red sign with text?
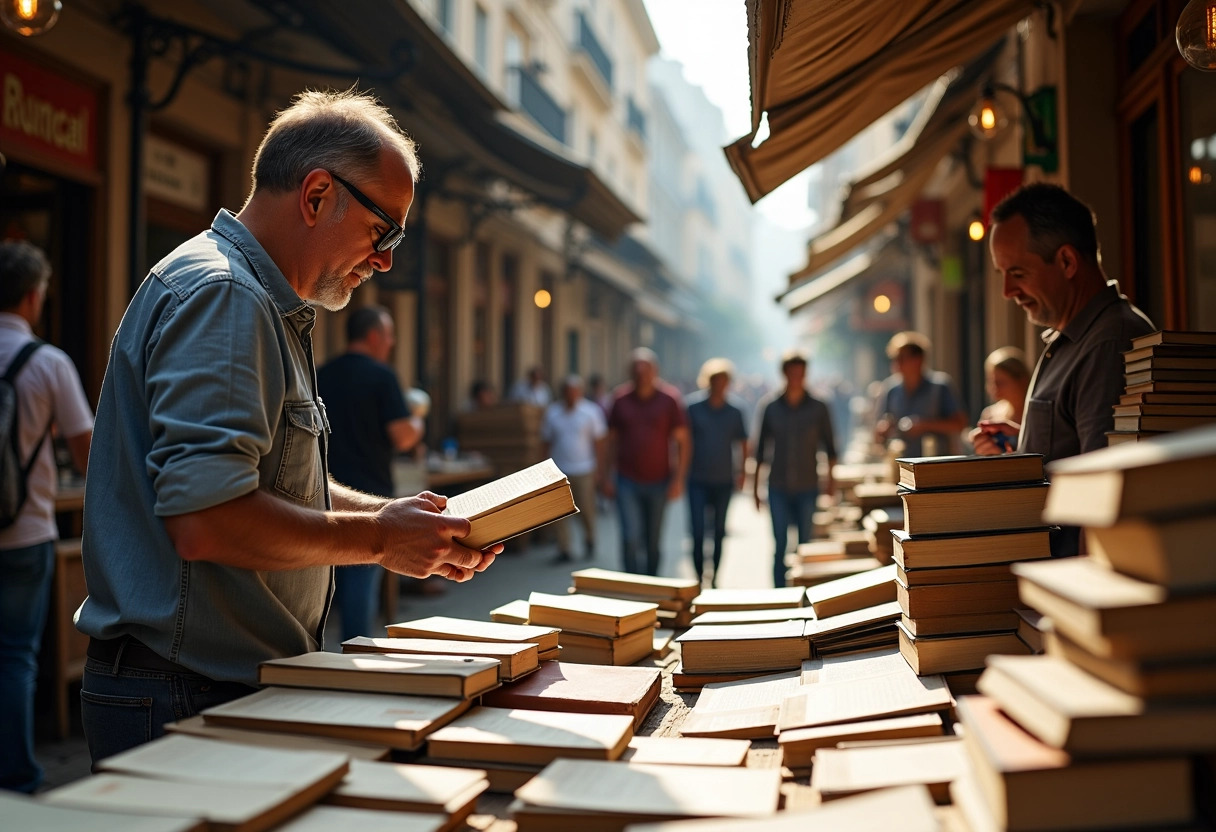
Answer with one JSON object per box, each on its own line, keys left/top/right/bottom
{"left": 0, "top": 49, "right": 99, "bottom": 173}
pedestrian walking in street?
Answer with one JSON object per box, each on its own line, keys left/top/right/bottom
{"left": 0, "top": 241, "right": 93, "bottom": 794}
{"left": 541, "top": 375, "right": 606, "bottom": 563}
{"left": 601, "top": 347, "right": 689, "bottom": 576}
{"left": 684, "top": 358, "right": 748, "bottom": 588}
{"left": 753, "top": 349, "right": 836, "bottom": 588}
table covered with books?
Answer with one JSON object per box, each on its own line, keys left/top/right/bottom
{"left": 12, "top": 429, "right": 1216, "bottom": 831}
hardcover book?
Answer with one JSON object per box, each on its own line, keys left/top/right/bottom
{"left": 257, "top": 652, "right": 500, "bottom": 699}
{"left": 441, "top": 458, "right": 576, "bottom": 549}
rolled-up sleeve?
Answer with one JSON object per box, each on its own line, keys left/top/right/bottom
{"left": 145, "top": 280, "right": 284, "bottom": 516}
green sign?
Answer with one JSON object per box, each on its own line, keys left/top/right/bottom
{"left": 941, "top": 255, "right": 963, "bottom": 290}
{"left": 1023, "top": 86, "right": 1058, "bottom": 173}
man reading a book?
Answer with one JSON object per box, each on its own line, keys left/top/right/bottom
{"left": 74, "top": 89, "right": 500, "bottom": 765}
{"left": 972, "top": 183, "right": 1153, "bottom": 555}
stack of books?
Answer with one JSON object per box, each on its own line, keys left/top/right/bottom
{"left": 569, "top": 567, "right": 699, "bottom": 630}
{"left": 851, "top": 481, "right": 903, "bottom": 512}
{"left": 454, "top": 403, "right": 545, "bottom": 475}
{"left": 777, "top": 648, "right": 953, "bottom": 777}
{"left": 955, "top": 426, "right": 1216, "bottom": 830}
{"left": 341, "top": 636, "right": 541, "bottom": 682}
{"left": 527, "top": 591, "right": 658, "bottom": 665}
{"left": 1108, "top": 330, "right": 1216, "bottom": 445}
{"left": 862, "top": 505, "right": 903, "bottom": 564}
{"left": 688, "top": 586, "right": 807, "bottom": 617}
{"left": 893, "top": 454, "right": 1053, "bottom": 676}
{"left": 421, "top": 706, "right": 635, "bottom": 793}
{"left": 481, "top": 661, "right": 661, "bottom": 731}
{"left": 41, "top": 734, "right": 353, "bottom": 832}
{"left": 256, "top": 651, "right": 502, "bottom": 699}
{"left": 42, "top": 729, "right": 491, "bottom": 832}
{"left": 387, "top": 615, "right": 562, "bottom": 663}
{"left": 201, "top": 687, "right": 475, "bottom": 753}
{"left": 674, "top": 619, "right": 813, "bottom": 688}
{"left": 488, "top": 598, "right": 532, "bottom": 624}
{"left": 787, "top": 554, "right": 884, "bottom": 587}
{"left": 679, "top": 669, "right": 801, "bottom": 739}
{"left": 508, "top": 758, "right": 782, "bottom": 829}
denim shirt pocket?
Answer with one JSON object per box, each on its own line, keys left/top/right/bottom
{"left": 276, "top": 400, "right": 325, "bottom": 503}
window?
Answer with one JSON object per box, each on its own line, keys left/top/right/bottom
{"left": 505, "top": 31, "right": 523, "bottom": 105}
{"left": 437, "top": 0, "right": 454, "bottom": 33}
{"left": 474, "top": 4, "right": 490, "bottom": 75}
{"left": 1180, "top": 68, "right": 1216, "bottom": 328}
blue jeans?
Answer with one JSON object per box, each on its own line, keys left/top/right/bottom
{"left": 687, "top": 482, "right": 732, "bottom": 584}
{"left": 80, "top": 653, "right": 255, "bottom": 766}
{"left": 333, "top": 563, "right": 383, "bottom": 641}
{"left": 616, "top": 475, "right": 669, "bottom": 576}
{"left": 0, "top": 541, "right": 54, "bottom": 793}
{"left": 768, "top": 487, "right": 818, "bottom": 588}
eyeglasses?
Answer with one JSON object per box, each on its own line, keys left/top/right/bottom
{"left": 329, "top": 172, "right": 406, "bottom": 252}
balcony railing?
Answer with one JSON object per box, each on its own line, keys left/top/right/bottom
{"left": 626, "top": 96, "right": 646, "bottom": 140}
{"left": 515, "top": 68, "right": 567, "bottom": 144}
{"left": 577, "top": 11, "right": 613, "bottom": 92}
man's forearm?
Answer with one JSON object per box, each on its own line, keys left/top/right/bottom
{"left": 165, "top": 489, "right": 385, "bottom": 571}
{"left": 330, "top": 479, "right": 391, "bottom": 512}
{"left": 164, "top": 488, "right": 493, "bottom": 580}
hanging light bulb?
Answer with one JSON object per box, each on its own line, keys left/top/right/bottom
{"left": 0, "top": 0, "right": 62, "bottom": 36}
{"left": 968, "top": 89, "right": 1008, "bottom": 141}
{"left": 1177, "top": 0, "right": 1216, "bottom": 71}
{"left": 968, "top": 219, "right": 986, "bottom": 241}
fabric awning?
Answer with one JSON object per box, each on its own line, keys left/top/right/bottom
{"left": 777, "top": 231, "right": 903, "bottom": 313}
{"left": 725, "top": 0, "right": 1037, "bottom": 203}
{"left": 273, "top": 0, "right": 640, "bottom": 238}
{"left": 786, "top": 44, "right": 1002, "bottom": 282}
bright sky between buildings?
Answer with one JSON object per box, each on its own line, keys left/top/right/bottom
{"left": 642, "top": 0, "right": 818, "bottom": 231}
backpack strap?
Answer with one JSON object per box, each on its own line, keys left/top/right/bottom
{"left": 5, "top": 340, "right": 50, "bottom": 478}
{"left": 4, "top": 340, "right": 44, "bottom": 382}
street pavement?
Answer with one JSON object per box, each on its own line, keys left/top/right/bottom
{"left": 35, "top": 491, "right": 780, "bottom": 791}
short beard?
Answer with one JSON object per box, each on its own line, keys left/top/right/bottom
{"left": 311, "top": 268, "right": 356, "bottom": 312}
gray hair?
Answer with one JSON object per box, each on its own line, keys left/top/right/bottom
{"left": 250, "top": 88, "right": 420, "bottom": 200}
{"left": 0, "top": 240, "right": 51, "bottom": 311}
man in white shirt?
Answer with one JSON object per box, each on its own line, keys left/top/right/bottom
{"left": 0, "top": 241, "right": 93, "bottom": 793}
{"left": 541, "top": 375, "right": 606, "bottom": 562}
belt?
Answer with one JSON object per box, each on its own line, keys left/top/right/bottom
{"left": 87, "top": 636, "right": 197, "bottom": 675}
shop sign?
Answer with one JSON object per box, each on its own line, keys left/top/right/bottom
{"left": 0, "top": 49, "right": 98, "bottom": 173}
{"left": 144, "top": 134, "right": 209, "bottom": 212}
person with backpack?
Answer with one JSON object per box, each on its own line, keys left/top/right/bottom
{"left": 0, "top": 241, "right": 93, "bottom": 794}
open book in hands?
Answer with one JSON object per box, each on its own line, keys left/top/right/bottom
{"left": 442, "top": 458, "right": 578, "bottom": 550}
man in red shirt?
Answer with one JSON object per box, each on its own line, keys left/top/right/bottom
{"left": 601, "top": 348, "right": 690, "bottom": 576}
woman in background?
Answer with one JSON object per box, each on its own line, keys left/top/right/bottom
{"left": 980, "top": 347, "right": 1031, "bottom": 426}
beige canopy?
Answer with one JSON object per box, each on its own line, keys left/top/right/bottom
{"left": 726, "top": 0, "right": 1038, "bottom": 203}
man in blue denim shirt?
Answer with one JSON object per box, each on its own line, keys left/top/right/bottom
{"left": 74, "top": 90, "right": 499, "bottom": 764}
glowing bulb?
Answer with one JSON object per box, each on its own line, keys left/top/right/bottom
{"left": 968, "top": 220, "right": 986, "bottom": 241}
{"left": 873, "top": 294, "right": 891, "bottom": 314}
{"left": 1177, "top": 0, "right": 1216, "bottom": 71}
{"left": 533, "top": 289, "right": 552, "bottom": 309}
{"left": 0, "top": 0, "right": 61, "bottom": 36}
{"left": 1190, "top": 166, "right": 1205, "bottom": 184}
{"left": 968, "top": 95, "right": 1007, "bottom": 140}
